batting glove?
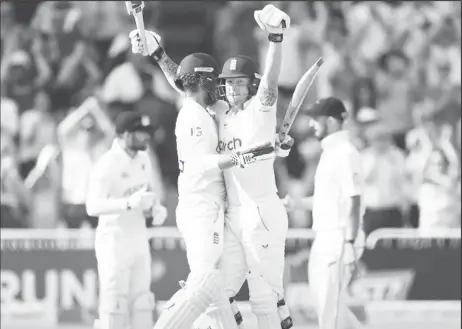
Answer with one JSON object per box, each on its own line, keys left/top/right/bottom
{"left": 232, "top": 150, "right": 275, "bottom": 168}
{"left": 129, "top": 29, "right": 162, "bottom": 56}
{"left": 275, "top": 134, "right": 294, "bottom": 158}
{"left": 254, "top": 4, "right": 291, "bottom": 35}
{"left": 127, "top": 186, "right": 156, "bottom": 211}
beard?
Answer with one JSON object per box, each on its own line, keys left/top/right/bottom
{"left": 205, "top": 91, "right": 218, "bottom": 106}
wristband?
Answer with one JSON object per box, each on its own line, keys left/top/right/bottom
{"left": 151, "top": 46, "right": 165, "bottom": 62}
{"left": 344, "top": 239, "right": 355, "bottom": 244}
{"left": 268, "top": 33, "right": 283, "bottom": 43}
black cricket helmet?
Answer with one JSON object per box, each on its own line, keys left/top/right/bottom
{"left": 174, "top": 53, "right": 219, "bottom": 91}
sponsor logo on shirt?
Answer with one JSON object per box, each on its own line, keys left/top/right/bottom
{"left": 216, "top": 138, "right": 242, "bottom": 153}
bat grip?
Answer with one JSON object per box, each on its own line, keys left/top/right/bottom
{"left": 133, "top": 14, "right": 148, "bottom": 55}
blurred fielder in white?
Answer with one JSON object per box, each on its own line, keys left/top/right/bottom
{"left": 284, "top": 97, "right": 365, "bottom": 329}
{"left": 128, "top": 4, "right": 293, "bottom": 329}
{"left": 86, "top": 111, "right": 167, "bottom": 329}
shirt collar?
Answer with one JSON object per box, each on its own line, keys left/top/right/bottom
{"left": 321, "top": 130, "right": 350, "bottom": 151}
{"left": 183, "top": 98, "right": 215, "bottom": 117}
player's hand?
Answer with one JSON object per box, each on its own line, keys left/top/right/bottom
{"left": 127, "top": 186, "right": 156, "bottom": 211}
{"left": 236, "top": 151, "right": 275, "bottom": 168}
{"left": 343, "top": 241, "right": 360, "bottom": 278}
{"left": 151, "top": 204, "right": 168, "bottom": 226}
{"left": 275, "top": 134, "right": 294, "bottom": 158}
{"left": 281, "top": 194, "right": 295, "bottom": 211}
{"left": 254, "top": 4, "right": 291, "bottom": 34}
{"left": 129, "top": 29, "right": 162, "bottom": 56}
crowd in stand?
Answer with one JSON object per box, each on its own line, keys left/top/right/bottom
{"left": 1, "top": 1, "right": 460, "bottom": 232}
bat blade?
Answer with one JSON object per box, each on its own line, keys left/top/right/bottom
{"left": 278, "top": 57, "right": 323, "bottom": 142}
{"left": 238, "top": 141, "right": 274, "bottom": 156}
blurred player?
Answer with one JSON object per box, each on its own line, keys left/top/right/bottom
{"left": 130, "top": 28, "right": 276, "bottom": 327}
{"left": 284, "top": 97, "right": 365, "bottom": 329}
{"left": 86, "top": 111, "right": 168, "bottom": 329}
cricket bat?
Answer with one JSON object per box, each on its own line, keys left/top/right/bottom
{"left": 238, "top": 141, "right": 274, "bottom": 157}
{"left": 278, "top": 58, "right": 324, "bottom": 146}
{"left": 125, "top": 1, "right": 148, "bottom": 54}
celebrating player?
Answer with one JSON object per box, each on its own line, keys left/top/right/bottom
{"left": 206, "top": 5, "right": 294, "bottom": 329}
{"left": 130, "top": 29, "right": 276, "bottom": 329}
{"left": 284, "top": 97, "right": 365, "bottom": 329}
{"left": 86, "top": 112, "right": 168, "bottom": 329}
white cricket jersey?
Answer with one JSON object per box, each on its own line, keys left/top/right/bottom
{"left": 312, "top": 131, "right": 364, "bottom": 231}
{"left": 213, "top": 97, "right": 277, "bottom": 207}
{"left": 87, "top": 141, "right": 153, "bottom": 237}
{"left": 175, "top": 99, "right": 226, "bottom": 204}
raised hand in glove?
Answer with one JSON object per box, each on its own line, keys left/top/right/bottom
{"left": 275, "top": 134, "right": 294, "bottom": 158}
{"left": 129, "top": 29, "right": 162, "bottom": 57}
{"left": 254, "top": 4, "right": 291, "bottom": 35}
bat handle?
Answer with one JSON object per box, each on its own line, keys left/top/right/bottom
{"left": 133, "top": 14, "right": 148, "bottom": 55}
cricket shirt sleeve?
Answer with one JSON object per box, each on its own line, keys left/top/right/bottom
{"left": 341, "top": 145, "right": 363, "bottom": 198}
{"left": 86, "top": 154, "right": 127, "bottom": 216}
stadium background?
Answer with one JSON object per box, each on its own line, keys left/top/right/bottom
{"left": 1, "top": 1, "right": 460, "bottom": 328}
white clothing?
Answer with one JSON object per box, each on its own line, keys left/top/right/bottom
{"left": 86, "top": 140, "right": 155, "bottom": 328}
{"left": 214, "top": 97, "right": 277, "bottom": 207}
{"left": 310, "top": 130, "right": 364, "bottom": 329}
{"left": 175, "top": 98, "right": 226, "bottom": 205}
{"left": 312, "top": 131, "right": 363, "bottom": 232}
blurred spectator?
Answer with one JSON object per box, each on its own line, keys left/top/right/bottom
{"left": 418, "top": 125, "right": 461, "bottom": 231}
{"left": 1, "top": 97, "right": 20, "bottom": 143}
{"left": 1, "top": 50, "right": 50, "bottom": 113}
{"left": 361, "top": 124, "right": 410, "bottom": 235}
{"left": 57, "top": 97, "right": 114, "bottom": 228}
{"left": 101, "top": 35, "right": 144, "bottom": 105}
{"left": 1, "top": 138, "right": 31, "bottom": 228}
{"left": 376, "top": 49, "right": 415, "bottom": 149}
{"left": 73, "top": 1, "right": 134, "bottom": 62}
{"left": 31, "top": 1, "right": 102, "bottom": 111}
{"left": 18, "top": 92, "right": 57, "bottom": 179}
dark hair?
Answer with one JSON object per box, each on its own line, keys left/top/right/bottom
{"left": 178, "top": 72, "right": 200, "bottom": 93}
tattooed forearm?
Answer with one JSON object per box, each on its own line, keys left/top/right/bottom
{"left": 260, "top": 86, "right": 278, "bottom": 107}
{"left": 157, "top": 54, "right": 179, "bottom": 84}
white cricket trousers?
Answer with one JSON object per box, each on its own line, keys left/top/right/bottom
{"left": 95, "top": 230, "right": 152, "bottom": 326}
{"left": 308, "top": 229, "right": 349, "bottom": 329}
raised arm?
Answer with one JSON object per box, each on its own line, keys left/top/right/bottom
{"left": 254, "top": 4, "right": 291, "bottom": 107}
{"left": 128, "top": 29, "right": 184, "bottom": 96}
{"left": 256, "top": 41, "right": 282, "bottom": 107}
{"left": 156, "top": 53, "right": 183, "bottom": 95}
